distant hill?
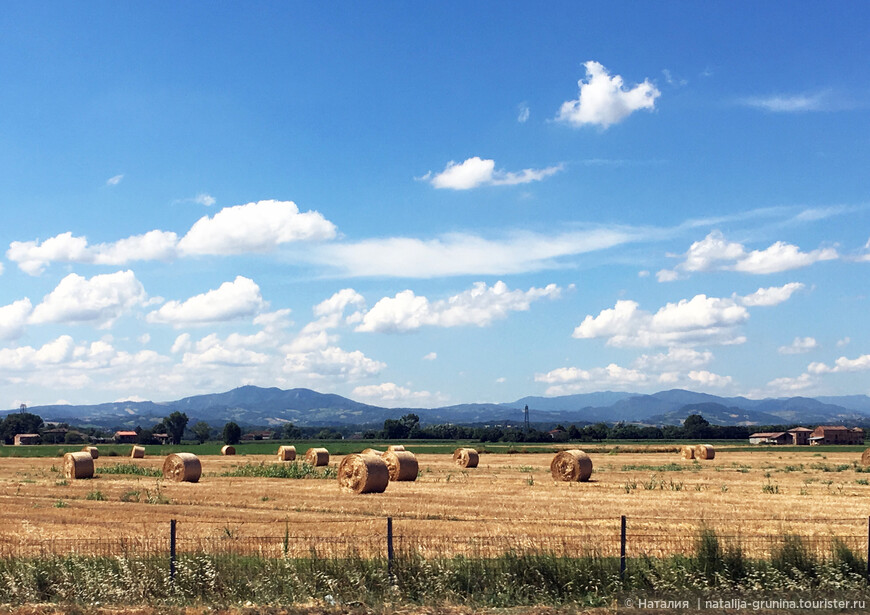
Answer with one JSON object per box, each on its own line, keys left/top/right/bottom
{"left": 6, "top": 386, "right": 870, "bottom": 430}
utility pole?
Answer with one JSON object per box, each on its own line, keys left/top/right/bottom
{"left": 523, "top": 404, "right": 530, "bottom": 434}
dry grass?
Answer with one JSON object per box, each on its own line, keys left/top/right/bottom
{"left": 2, "top": 447, "right": 868, "bottom": 557}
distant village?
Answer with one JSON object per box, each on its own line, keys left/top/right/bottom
{"left": 748, "top": 425, "right": 864, "bottom": 445}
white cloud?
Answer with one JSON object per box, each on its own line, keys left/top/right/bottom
{"left": 808, "top": 354, "right": 870, "bottom": 374}
{"left": 687, "top": 370, "right": 732, "bottom": 388}
{"left": 573, "top": 294, "right": 750, "bottom": 348}
{"left": 313, "top": 228, "right": 634, "bottom": 278}
{"left": 0, "top": 299, "right": 33, "bottom": 340}
{"left": 178, "top": 199, "right": 336, "bottom": 255}
{"left": 30, "top": 270, "right": 146, "bottom": 328}
{"left": 740, "top": 92, "right": 829, "bottom": 112}
{"left": 837, "top": 337, "right": 851, "bottom": 348}
{"left": 7, "top": 232, "right": 91, "bottom": 275}
{"left": 556, "top": 61, "right": 660, "bottom": 128}
{"left": 356, "top": 281, "right": 560, "bottom": 333}
{"left": 634, "top": 347, "right": 714, "bottom": 370}
{"left": 739, "top": 282, "right": 805, "bottom": 307}
{"left": 428, "top": 157, "right": 563, "bottom": 190}
{"left": 171, "top": 333, "right": 191, "bottom": 354}
{"left": 194, "top": 193, "right": 216, "bottom": 206}
{"left": 283, "top": 346, "right": 385, "bottom": 381}
{"left": 517, "top": 103, "right": 530, "bottom": 123}
{"left": 92, "top": 231, "right": 179, "bottom": 265}
{"left": 535, "top": 363, "right": 648, "bottom": 395}
{"left": 146, "top": 276, "right": 265, "bottom": 327}
{"left": 658, "top": 231, "right": 837, "bottom": 281}
{"left": 778, "top": 337, "right": 818, "bottom": 355}
{"left": 422, "top": 352, "right": 437, "bottom": 361}
{"left": 767, "top": 373, "right": 815, "bottom": 393}
{"left": 351, "top": 382, "right": 434, "bottom": 406}
{"left": 106, "top": 174, "right": 124, "bottom": 186}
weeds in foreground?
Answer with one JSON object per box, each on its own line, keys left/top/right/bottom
{"left": 220, "top": 461, "right": 336, "bottom": 479}
{"left": 99, "top": 463, "right": 162, "bottom": 477}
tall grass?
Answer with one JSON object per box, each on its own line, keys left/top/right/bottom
{"left": 220, "top": 461, "right": 336, "bottom": 479}
{"left": 0, "top": 530, "right": 866, "bottom": 607}
{"left": 99, "top": 463, "right": 162, "bottom": 477}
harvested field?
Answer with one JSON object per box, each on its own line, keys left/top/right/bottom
{"left": 1, "top": 447, "right": 869, "bottom": 558}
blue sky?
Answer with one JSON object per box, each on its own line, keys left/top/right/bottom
{"left": 1, "top": 2, "right": 869, "bottom": 408}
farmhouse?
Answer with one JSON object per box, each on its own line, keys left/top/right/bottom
{"left": 749, "top": 427, "right": 813, "bottom": 445}
{"left": 113, "top": 430, "right": 138, "bottom": 444}
{"left": 808, "top": 425, "right": 864, "bottom": 445}
{"left": 13, "top": 433, "right": 40, "bottom": 445}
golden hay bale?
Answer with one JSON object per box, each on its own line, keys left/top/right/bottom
{"left": 680, "top": 445, "right": 695, "bottom": 460}
{"left": 130, "top": 445, "right": 145, "bottom": 459}
{"left": 64, "top": 451, "right": 94, "bottom": 479}
{"left": 550, "top": 450, "right": 593, "bottom": 482}
{"left": 338, "top": 454, "right": 389, "bottom": 494}
{"left": 221, "top": 445, "right": 236, "bottom": 456}
{"left": 383, "top": 450, "right": 418, "bottom": 481}
{"left": 305, "top": 447, "right": 329, "bottom": 466}
{"left": 862, "top": 448, "right": 870, "bottom": 467}
{"left": 277, "top": 445, "right": 296, "bottom": 461}
{"left": 694, "top": 444, "right": 716, "bottom": 460}
{"left": 83, "top": 446, "right": 99, "bottom": 459}
{"left": 386, "top": 444, "right": 405, "bottom": 452}
{"left": 453, "top": 447, "right": 479, "bottom": 468}
{"left": 361, "top": 448, "right": 384, "bottom": 456}
{"left": 162, "top": 453, "right": 202, "bottom": 483}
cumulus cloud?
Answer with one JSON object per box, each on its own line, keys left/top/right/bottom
{"left": 778, "top": 337, "right": 818, "bottom": 355}
{"left": 739, "top": 283, "right": 805, "bottom": 307}
{"left": 687, "top": 370, "right": 732, "bottom": 388}
{"left": 428, "top": 157, "right": 563, "bottom": 190}
{"left": 146, "top": 276, "right": 266, "bottom": 327}
{"left": 0, "top": 299, "right": 33, "bottom": 340}
{"left": 633, "top": 347, "right": 714, "bottom": 370}
{"left": 30, "top": 271, "right": 147, "bottom": 328}
{"left": 573, "top": 294, "right": 750, "bottom": 348}
{"left": 283, "top": 346, "right": 385, "bottom": 381}
{"left": 356, "top": 281, "right": 561, "bottom": 333}
{"left": 8, "top": 200, "right": 336, "bottom": 275}
{"left": 351, "top": 382, "right": 434, "bottom": 406}
{"left": 535, "top": 363, "right": 648, "bottom": 395}
{"left": 179, "top": 333, "right": 271, "bottom": 368}
{"left": 178, "top": 199, "right": 336, "bottom": 255}
{"left": 657, "top": 231, "right": 837, "bottom": 281}
{"left": 808, "top": 354, "right": 870, "bottom": 374}
{"left": 767, "top": 373, "right": 815, "bottom": 393}
{"left": 313, "top": 228, "right": 634, "bottom": 278}
{"left": 556, "top": 61, "right": 660, "bottom": 128}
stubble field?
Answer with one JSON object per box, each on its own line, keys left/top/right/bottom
{"left": 1, "top": 445, "right": 868, "bottom": 558}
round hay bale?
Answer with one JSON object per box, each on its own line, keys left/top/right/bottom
{"left": 862, "top": 448, "right": 870, "bottom": 467}
{"left": 130, "top": 445, "right": 145, "bottom": 459}
{"left": 550, "top": 450, "right": 593, "bottom": 482}
{"left": 277, "top": 445, "right": 296, "bottom": 461}
{"left": 383, "top": 450, "right": 418, "bottom": 481}
{"left": 386, "top": 444, "right": 405, "bottom": 452}
{"left": 361, "top": 448, "right": 384, "bottom": 456}
{"left": 64, "top": 451, "right": 95, "bottom": 479}
{"left": 680, "top": 445, "right": 695, "bottom": 460}
{"left": 694, "top": 444, "right": 715, "bottom": 460}
{"left": 452, "top": 447, "right": 479, "bottom": 468}
{"left": 338, "top": 454, "right": 389, "bottom": 494}
{"left": 83, "top": 446, "right": 99, "bottom": 459}
{"left": 162, "top": 453, "right": 202, "bottom": 483}
{"left": 305, "top": 447, "right": 329, "bottom": 466}
{"left": 221, "top": 445, "right": 236, "bottom": 456}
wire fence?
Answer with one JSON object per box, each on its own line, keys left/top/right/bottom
{"left": 1, "top": 516, "right": 868, "bottom": 567}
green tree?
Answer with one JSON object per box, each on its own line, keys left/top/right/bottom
{"left": 64, "top": 431, "right": 86, "bottom": 444}
{"left": 0, "top": 412, "right": 44, "bottom": 444}
{"left": 281, "top": 422, "right": 302, "bottom": 440}
{"left": 683, "top": 414, "right": 711, "bottom": 439}
{"left": 222, "top": 422, "right": 242, "bottom": 445}
{"left": 192, "top": 421, "right": 212, "bottom": 444}
{"left": 163, "top": 412, "right": 189, "bottom": 445}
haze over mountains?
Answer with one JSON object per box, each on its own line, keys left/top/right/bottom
{"left": 6, "top": 386, "right": 870, "bottom": 430}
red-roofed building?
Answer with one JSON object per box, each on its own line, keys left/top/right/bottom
{"left": 114, "top": 430, "right": 138, "bottom": 444}
{"left": 809, "top": 426, "right": 864, "bottom": 445}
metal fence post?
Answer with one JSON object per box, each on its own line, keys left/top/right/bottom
{"left": 170, "top": 519, "right": 177, "bottom": 582}
{"left": 387, "top": 516, "right": 394, "bottom": 579}
{"left": 620, "top": 515, "right": 627, "bottom": 582}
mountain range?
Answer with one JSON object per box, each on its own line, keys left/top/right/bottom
{"left": 6, "top": 386, "right": 870, "bottom": 430}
